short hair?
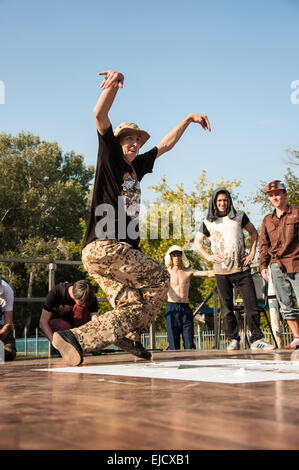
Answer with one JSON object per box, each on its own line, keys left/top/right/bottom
{"left": 72, "top": 280, "right": 95, "bottom": 306}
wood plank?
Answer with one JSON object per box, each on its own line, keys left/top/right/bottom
{"left": 0, "top": 350, "right": 298, "bottom": 450}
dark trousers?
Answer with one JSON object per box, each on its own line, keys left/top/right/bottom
{"left": 165, "top": 302, "right": 195, "bottom": 350}
{"left": 2, "top": 331, "right": 16, "bottom": 361}
{"left": 215, "top": 270, "right": 263, "bottom": 343}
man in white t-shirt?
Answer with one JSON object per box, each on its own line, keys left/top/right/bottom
{"left": 194, "top": 187, "right": 275, "bottom": 351}
{"left": 0, "top": 276, "right": 16, "bottom": 361}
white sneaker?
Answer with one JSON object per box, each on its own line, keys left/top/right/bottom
{"left": 227, "top": 339, "right": 240, "bottom": 350}
{"left": 251, "top": 339, "right": 275, "bottom": 350}
{"left": 285, "top": 338, "right": 299, "bottom": 350}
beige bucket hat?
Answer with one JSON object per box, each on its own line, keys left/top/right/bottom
{"left": 114, "top": 122, "right": 150, "bottom": 147}
{"left": 164, "top": 245, "right": 190, "bottom": 268}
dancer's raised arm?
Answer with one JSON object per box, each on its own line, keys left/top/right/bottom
{"left": 156, "top": 113, "right": 211, "bottom": 158}
{"left": 93, "top": 70, "right": 124, "bottom": 135}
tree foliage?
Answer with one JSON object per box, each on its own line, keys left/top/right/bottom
{"left": 252, "top": 151, "right": 299, "bottom": 214}
{"left": 0, "top": 132, "right": 95, "bottom": 334}
{"left": 0, "top": 131, "right": 94, "bottom": 251}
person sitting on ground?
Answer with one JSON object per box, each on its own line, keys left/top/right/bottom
{"left": 40, "top": 280, "right": 99, "bottom": 349}
{"left": 164, "top": 245, "right": 214, "bottom": 350}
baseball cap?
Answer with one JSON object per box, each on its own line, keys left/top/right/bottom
{"left": 265, "top": 180, "right": 286, "bottom": 193}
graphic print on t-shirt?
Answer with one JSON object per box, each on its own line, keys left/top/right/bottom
{"left": 121, "top": 171, "right": 141, "bottom": 219}
{"left": 203, "top": 212, "right": 248, "bottom": 274}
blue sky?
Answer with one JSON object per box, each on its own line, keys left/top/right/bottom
{"left": 1, "top": 0, "right": 298, "bottom": 227}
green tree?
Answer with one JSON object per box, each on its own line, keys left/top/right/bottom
{"left": 0, "top": 132, "right": 95, "bottom": 334}
{"left": 0, "top": 131, "right": 94, "bottom": 251}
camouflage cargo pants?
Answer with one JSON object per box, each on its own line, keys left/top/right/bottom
{"left": 71, "top": 240, "right": 170, "bottom": 352}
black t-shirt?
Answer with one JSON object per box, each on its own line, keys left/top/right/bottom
{"left": 82, "top": 126, "right": 157, "bottom": 250}
{"left": 43, "top": 282, "right": 98, "bottom": 323}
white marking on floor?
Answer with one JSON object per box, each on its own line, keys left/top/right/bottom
{"left": 34, "top": 359, "right": 299, "bottom": 384}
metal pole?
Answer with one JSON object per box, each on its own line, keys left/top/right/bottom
{"left": 268, "top": 268, "right": 282, "bottom": 348}
{"left": 48, "top": 263, "right": 56, "bottom": 291}
{"left": 149, "top": 321, "right": 156, "bottom": 350}
{"left": 213, "top": 288, "right": 219, "bottom": 349}
{"left": 197, "top": 324, "right": 201, "bottom": 350}
{"left": 24, "top": 326, "right": 27, "bottom": 356}
{"left": 35, "top": 328, "right": 38, "bottom": 356}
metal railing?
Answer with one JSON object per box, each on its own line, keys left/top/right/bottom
{"left": 0, "top": 256, "right": 156, "bottom": 347}
{"left": 1, "top": 258, "right": 286, "bottom": 354}
{"left": 15, "top": 328, "right": 293, "bottom": 357}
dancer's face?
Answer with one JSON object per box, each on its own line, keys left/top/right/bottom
{"left": 120, "top": 133, "right": 142, "bottom": 163}
{"left": 216, "top": 193, "right": 229, "bottom": 216}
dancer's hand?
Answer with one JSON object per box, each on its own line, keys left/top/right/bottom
{"left": 99, "top": 70, "right": 124, "bottom": 89}
{"left": 189, "top": 113, "right": 211, "bottom": 131}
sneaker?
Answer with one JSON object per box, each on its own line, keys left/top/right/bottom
{"left": 52, "top": 330, "right": 83, "bottom": 366}
{"left": 285, "top": 338, "right": 299, "bottom": 350}
{"left": 115, "top": 337, "right": 152, "bottom": 360}
{"left": 227, "top": 339, "right": 240, "bottom": 350}
{"left": 251, "top": 339, "right": 275, "bottom": 350}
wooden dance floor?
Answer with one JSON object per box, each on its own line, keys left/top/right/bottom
{"left": 1, "top": 349, "right": 299, "bottom": 450}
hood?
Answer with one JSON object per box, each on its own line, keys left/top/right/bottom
{"left": 206, "top": 187, "right": 237, "bottom": 222}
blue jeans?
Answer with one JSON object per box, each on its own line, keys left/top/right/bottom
{"left": 270, "top": 263, "right": 299, "bottom": 320}
{"left": 165, "top": 302, "right": 195, "bottom": 350}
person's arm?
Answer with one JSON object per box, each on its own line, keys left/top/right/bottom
{"left": 242, "top": 221, "right": 258, "bottom": 266}
{"left": 194, "top": 231, "right": 224, "bottom": 264}
{"left": 93, "top": 70, "right": 124, "bottom": 135}
{"left": 156, "top": 113, "right": 211, "bottom": 158}
{"left": 0, "top": 310, "right": 13, "bottom": 339}
{"left": 191, "top": 269, "right": 215, "bottom": 278}
{"left": 259, "top": 218, "right": 271, "bottom": 282}
{"left": 39, "top": 309, "right": 55, "bottom": 342}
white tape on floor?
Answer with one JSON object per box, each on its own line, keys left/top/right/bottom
{"left": 35, "top": 359, "right": 299, "bottom": 384}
